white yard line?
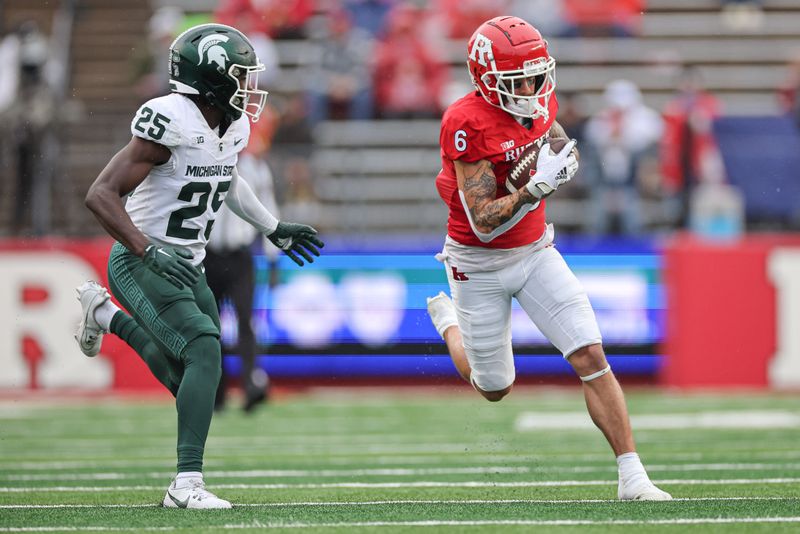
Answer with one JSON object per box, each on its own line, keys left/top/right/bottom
{"left": 3, "top": 517, "right": 800, "bottom": 532}
{"left": 0, "top": 497, "right": 795, "bottom": 509}
{"left": 7, "top": 462, "right": 800, "bottom": 482}
{"left": 5, "top": 450, "right": 800, "bottom": 471}
{"left": 516, "top": 410, "right": 800, "bottom": 430}
{"left": 3, "top": 466, "right": 530, "bottom": 482}
{"left": 1, "top": 477, "right": 799, "bottom": 492}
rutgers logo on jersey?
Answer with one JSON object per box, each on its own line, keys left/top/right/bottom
{"left": 197, "top": 34, "right": 230, "bottom": 68}
{"left": 469, "top": 32, "right": 494, "bottom": 68}
{"left": 504, "top": 139, "right": 540, "bottom": 162}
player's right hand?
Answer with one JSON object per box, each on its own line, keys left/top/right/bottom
{"left": 525, "top": 139, "right": 577, "bottom": 199}
{"left": 142, "top": 244, "right": 199, "bottom": 289}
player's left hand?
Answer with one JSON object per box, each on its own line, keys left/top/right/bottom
{"left": 559, "top": 145, "right": 580, "bottom": 183}
{"left": 268, "top": 222, "right": 325, "bottom": 266}
{"left": 142, "top": 244, "right": 199, "bottom": 288}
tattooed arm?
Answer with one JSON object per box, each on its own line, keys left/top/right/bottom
{"left": 455, "top": 158, "right": 538, "bottom": 234}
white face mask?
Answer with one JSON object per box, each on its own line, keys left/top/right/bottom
{"left": 482, "top": 56, "right": 556, "bottom": 119}
{"left": 228, "top": 62, "right": 268, "bottom": 122}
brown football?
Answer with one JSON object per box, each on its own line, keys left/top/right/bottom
{"left": 505, "top": 137, "right": 575, "bottom": 194}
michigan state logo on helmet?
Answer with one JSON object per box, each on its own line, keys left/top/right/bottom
{"left": 169, "top": 23, "right": 268, "bottom": 122}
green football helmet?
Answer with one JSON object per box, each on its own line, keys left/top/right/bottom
{"left": 169, "top": 23, "right": 268, "bottom": 122}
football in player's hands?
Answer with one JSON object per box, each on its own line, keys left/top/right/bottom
{"left": 505, "top": 137, "right": 578, "bottom": 194}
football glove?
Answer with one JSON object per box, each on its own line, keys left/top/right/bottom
{"left": 142, "top": 244, "right": 199, "bottom": 289}
{"left": 525, "top": 139, "right": 577, "bottom": 199}
{"left": 268, "top": 221, "right": 325, "bottom": 267}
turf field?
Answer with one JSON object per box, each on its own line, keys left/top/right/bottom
{"left": 1, "top": 387, "right": 799, "bottom": 533}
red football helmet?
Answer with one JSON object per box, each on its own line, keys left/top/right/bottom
{"left": 467, "top": 16, "right": 556, "bottom": 120}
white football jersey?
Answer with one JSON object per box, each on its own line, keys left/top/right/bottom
{"left": 126, "top": 93, "right": 250, "bottom": 264}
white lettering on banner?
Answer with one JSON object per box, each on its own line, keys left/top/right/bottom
{"left": 767, "top": 248, "right": 800, "bottom": 388}
{"left": 272, "top": 273, "right": 343, "bottom": 348}
{"left": 0, "top": 252, "right": 112, "bottom": 389}
{"left": 340, "top": 273, "right": 406, "bottom": 347}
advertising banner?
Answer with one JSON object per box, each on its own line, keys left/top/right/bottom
{"left": 0, "top": 237, "right": 663, "bottom": 390}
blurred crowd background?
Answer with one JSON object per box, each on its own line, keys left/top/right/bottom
{"left": 1, "top": 0, "right": 798, "bottom": 242}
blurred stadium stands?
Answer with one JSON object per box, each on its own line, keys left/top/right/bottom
{"left": 2, "top": 0, "right": 800, "bottom": 237}
{"left": 2, "top": 0, "right": 800, "bottom": 390}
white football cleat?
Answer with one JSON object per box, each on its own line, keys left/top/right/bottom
{"left": 426, "top": 291, "right": 458, "bottom": 339}
{"left": 162, "top": 478, "right": 232, "bottom": 509}
{"left": 75, "top": 280, "right": 110, "bottom": 357}
{"left": 618, "top": 478, "right": 673, "bottom": 501}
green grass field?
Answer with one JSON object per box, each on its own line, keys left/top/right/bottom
{"left": 1, "top": 386, "right": 799, "bottom": 533}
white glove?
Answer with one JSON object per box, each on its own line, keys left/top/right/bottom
{"left": 525, "top": 139, "right": 577, "bottom": 199}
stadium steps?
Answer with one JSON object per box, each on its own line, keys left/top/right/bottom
{"left": 1, "top": 0, "right": 56, "bottom": 33}
{"left": 53, "top": 0, "right": 800, "bottom": 236}
{"left": 57, "top": 0, "right": 150, "bottom": 234}
{"left": 310, "top": 121, "right": 675, "bottom": 236}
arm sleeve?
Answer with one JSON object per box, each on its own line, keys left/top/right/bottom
{"left": 224, "top": 166, "right": 279, "bottom": 235}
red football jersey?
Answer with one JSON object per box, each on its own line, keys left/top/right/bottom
{"left": 436, "top": 91, "right": 558, "bottom": 248}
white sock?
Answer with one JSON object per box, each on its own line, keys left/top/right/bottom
{"left": 175, "top": 471, "right": 203, "bottom": 485}
{"left": 616, "top": 452, "right": 649, "bottom": 486}
{"left": 93, "top": 301, "right": 120, "bottom": 332}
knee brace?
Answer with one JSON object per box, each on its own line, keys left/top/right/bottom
{"left": 579, "top": 364, "right": 611, "bottom": 382}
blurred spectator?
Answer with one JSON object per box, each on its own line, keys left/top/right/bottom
{"left": 271, "top": 94, "right": 318, "bottom": 221}
{"left": 280, "top": 157, "right": 325, "bottom": 230}
{"left": 661, "top": 67, "right": 725, "bottom": 227}
{"left": 584, "top": 80, "right": 663, "bottom": 235}
{"left": 130, "top": 6, "right": 184, "bottom": 103}
{"left": 561, "top": 0, "right": 644, "bottom": 38}
{"left": 341, "top": 0, "right": 397, "bottom": 38}
{"left": 307, "top": 9, "right": 374, "bottom": 123}
{"left": 211, "top": 4, "right": 281, "bottom": 87}
{"left": 215, "top": 0, "right": 313, "bottom": 39}
{"left": 432, "top": 0, "right": 509, "bottom": 39}
{"left": 206, "top": 119, "right": 280, "bottom": 413}
{"left": 0, "top": 21, "right": 58, "bottom": 236}
{"left": 555, "top": 92, "right": 590, "bottom": 199}
{"left": 556, "top": 92, "right": 588, "bottom": 143}
{"left": 273, "top": 94, "right": 314, "bottom": 159}
{"left": 372, "top": 4, "right": 448, "bottom": 119}
{"left": 509, "top": 0, "right": 568, "bottom": 38}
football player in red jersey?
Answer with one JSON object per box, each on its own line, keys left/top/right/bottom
{"left": 426, "top": 16, "right": 672, "bottom": 501}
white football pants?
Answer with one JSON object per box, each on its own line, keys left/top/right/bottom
{"left": 444, "top": 245, "right": 602, "bottom": 392}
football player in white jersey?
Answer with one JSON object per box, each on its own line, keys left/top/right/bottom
{"left": 73, "top": 24, "right": 323, "bottom": 509}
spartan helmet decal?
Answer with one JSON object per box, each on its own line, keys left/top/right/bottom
{"left": 197, "top": 34, "right": 230, "bottom": 69}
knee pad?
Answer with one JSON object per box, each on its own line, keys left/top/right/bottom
{"left": 471, "top": 376, "right": 511, "bottom": 402}
{"left": 465, "top": 342, "right": 515, "bottom": 393}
